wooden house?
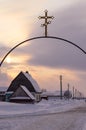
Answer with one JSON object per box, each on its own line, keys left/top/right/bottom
{"left": 6, "top": 71, "right": 41, "bottom": 103}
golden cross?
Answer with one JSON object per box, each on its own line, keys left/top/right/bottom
{"left": 38, "top": 10, "right": 54, "bottom": 37}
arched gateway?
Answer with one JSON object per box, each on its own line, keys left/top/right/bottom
{"left": 0, "top": 10, "right": 86, "bottom": 66}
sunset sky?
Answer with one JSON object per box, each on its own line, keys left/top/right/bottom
{"left": 0, "top": 0, "right": 86, "bottom": 96}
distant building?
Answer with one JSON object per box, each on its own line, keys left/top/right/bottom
{"left": 41, "top": 91, "right": 64, "bottom": 100}
{"left": 0, "top": 87, "right": 7, "bottom": 101}
{"left": 41, "top": 90, "right": 73, "bottom": 100}
{"left": 6, "top": 71, "right": 42, "bottom": 103}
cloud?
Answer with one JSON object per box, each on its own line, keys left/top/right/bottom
{"left": 1, "top": 0, "right": 86, "bottom": 71}
{"left": 0, "top": 71, "right": 11, "bottom": 86}
{"left": 0, "top": 44, "right": 11, "bottom": 60}
{"left": 23, "top": 1, "right": 86, "bottom": 71}
{"left": 25, "top": 41, "right": 85, "bottom": 70}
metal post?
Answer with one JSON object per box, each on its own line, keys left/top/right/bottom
{"left": 60, "top": 75, "right": 63, "bottom": 99}
{"left": 75, "top": 89, "right": 77, "bottom": 99}
{"left": 68, "top": 83, "right": 70, "bottom": 100}
{"left": 73, "top": 86, "right": 75, "bottom": 99}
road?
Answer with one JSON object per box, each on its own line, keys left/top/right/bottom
{"left": 0, "top": 105, "right": 86, "bottom": 130}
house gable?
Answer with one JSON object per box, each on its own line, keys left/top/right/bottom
{"left": 7, "top": 71, "right": 41, "bottom": 93}
{"left": 11, "top": 86, "right": 28, "bottom": 98}
{"left": 10, "top": 85, "right": 35, "bottom": 101}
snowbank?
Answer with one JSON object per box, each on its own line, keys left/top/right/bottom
{"left": 0, "top": 99, "right": 85, "bottom": 117}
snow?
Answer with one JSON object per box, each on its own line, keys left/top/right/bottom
{"left": 20, "top": 85, "right": 35, "bottom": 100}
{"left": 0, "top": 87, "right": 7, "bottom": 91}
{"left": 22, "top": 71, "right": 41, "bottom": 93}
{"left": 6, "top": 91, "right": 13, "bottom": 94}
{"left": 0, "top": 99, "right": 85, "bottom": 117}
{"left": 0, "top": 99, "right": 85, "bottom": 130}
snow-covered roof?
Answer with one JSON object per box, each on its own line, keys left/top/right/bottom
{"left": 41, "top": 91, "right": 65, "bottom": 96}
{"left": 0, "top": 87, "right": 7, "bottom": 91}
{"left": 20, "top": 85, "right": 35, "bottom": 100}
{"left": 22, "top": 71, "right": 41, "bottom": 93}
{"left": 5, "top": 91, "right": 14, "bottom": 94}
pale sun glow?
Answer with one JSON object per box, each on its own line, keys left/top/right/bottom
{"left": 6, "top": 57, "right": 11, "bottom": 64}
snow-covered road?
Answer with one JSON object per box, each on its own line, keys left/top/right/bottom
{"left": 0, "top": 104, "right": 86, "bottom": 130}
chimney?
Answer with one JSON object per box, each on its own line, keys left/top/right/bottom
{"left": 26, "top": 71, "right": 29, "bottom": 74}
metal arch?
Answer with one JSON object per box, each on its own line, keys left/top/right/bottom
{"left": 0, "top": 36, "right": 86, "bottom": 67}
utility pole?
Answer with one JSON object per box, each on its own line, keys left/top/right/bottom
{"left": 75, "top": 89, "right": 77, "bottom": 99}
{"left": 60, "top": 75, "right": 63, "bottom": 99}
{"left": 67, "top": 83, "right": 70, "bottom": 100}
{"left": 73, "top": 86, "right": 75, "bottom": 99}
{"left": 68, "top": 83, "right": 70, "bottom": 91}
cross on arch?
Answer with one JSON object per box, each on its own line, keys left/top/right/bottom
{"left": 38, "top": 10, "right": 54, "bottom": 37}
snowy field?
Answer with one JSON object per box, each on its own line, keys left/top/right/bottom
{"left": 0, "top": 99, "right": 85, "bottom": 117}
{"left": 0, "top": 99, "right": 86, "bottom": 130}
